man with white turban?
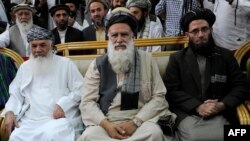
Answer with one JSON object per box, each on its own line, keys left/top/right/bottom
{"left": 1, "top": 26, "right": 85, "bottom": 141}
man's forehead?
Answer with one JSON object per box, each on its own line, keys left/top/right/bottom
{"left": 31, "top": 40, "right": 50, "bottom": 44}
{"left": 54, "top": 10, "right": 68, "bottom": 15}
{"left": 89, "top": 2, "right": 105, "bottom": 9}
{"left": 15, "top": 9, "right": 32, "bottom": 14}
{"left": 188, "top": 19, "right": 209, "bottom": 28}
{"left": 108, "top": 23, "right": 132, "bottom": 31}
{"left": 112, "top": 0, "right": 125, "bottom": 3}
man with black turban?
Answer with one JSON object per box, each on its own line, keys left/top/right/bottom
{"left": 77, "top": 7, "right": 176, "bottom": 141}
{"left": 1, "top": 26, "right": 85, "bottom": 141}
{"left": 164, "top": 8, "right": 248, "bottom": 141}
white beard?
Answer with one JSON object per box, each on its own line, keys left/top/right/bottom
{"left": 16, "top": 17, "right": 33, "bottom": 32}
{"left": 108, "top": 39, "right": 135, "bottom": 73}
{"left": 29, "top": 51, "right": 53, "bottom": 76}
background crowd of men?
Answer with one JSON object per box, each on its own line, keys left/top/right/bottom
{"left": 0, "top": 0, "right": 249, "bottom": 54}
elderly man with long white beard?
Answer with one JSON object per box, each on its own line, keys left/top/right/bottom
{"left": 1, "top": 27, "right": 85, "bottom": 141}
{"left": 0, "top": 3, "right": 39, "bottom": 57}
{"left": 77, "top": 7, "right": 176, "bottom": 141}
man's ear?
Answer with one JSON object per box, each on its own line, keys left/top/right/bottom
{"left": 210, "top": 27, "right": 213, "bottom": 33}
{"left": 131, "top": 32, "right": 137, "bottom": 39}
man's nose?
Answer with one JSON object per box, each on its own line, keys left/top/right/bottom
{"left": 20, "top": 14, "right": 28, "bottom": 20}
{"left": 116, "top": 35, "right": 124, "bottom": 43}
{"left": 59, "top": 15, "right": 65, "bottom": 20}
{"left": 197, "top": 30, "right": 205, "bottom": 37}
{"left": 34, "top": 47, "right": 42, "bottom": 52}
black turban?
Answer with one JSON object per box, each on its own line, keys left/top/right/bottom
{"left": 180, "top": 8, "right": 216, "bottom": 32}
{"left": 49, "top": 4, "right": 70, "bottom": 16}
{"left": 105, "top": 7, "right": 138, "bottom": 36}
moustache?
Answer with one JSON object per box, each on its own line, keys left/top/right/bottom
{"left": 114, "top": 43, "right": 127, "bottom": 48}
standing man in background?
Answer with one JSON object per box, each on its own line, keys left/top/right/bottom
{"left": 126, "top": 0, "right": 164, "bottom": 52}
{"left": 212, "top": 0, "right": 250, "bottom": 52}
{"left": 82, "top": 0, "right": 109, "bottom": 54}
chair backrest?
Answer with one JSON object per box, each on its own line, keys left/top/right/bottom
{"left": 0, "top": 48, "right": 24, "bottom": 67}
{"left": 56, "top": 37, "right": 189, "bottom": 77}
{"left": 56, "top": 36, "right": 189, "bottom": 56}
{"left": 246, "top": 58, "right": 250, "bottom": 81}
{"left": 234, "top": 40, "right": 250, "bottom": 72}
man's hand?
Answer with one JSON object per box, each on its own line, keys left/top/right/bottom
{"left": 5, "top": 111, "right": 19, "bottom": 136}
{"left": 196, "top": 99, "right": 225, "bottom": 118}
{"left": 100, "top": 119, "right": 129, "bottom": 139}
{"left": 118, "top": 120, "right": 137, "bottom": 136}
{"left": 53, "top": 104, "right": 65, "bottom": 119}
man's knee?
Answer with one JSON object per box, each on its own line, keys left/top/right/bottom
{"left": 141, "top": 122, "right": 164, "bottom": 138}
{"left": 78, "top": 126, "right": 106, "bottom": 140}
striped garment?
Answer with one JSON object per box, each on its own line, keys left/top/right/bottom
{"left": 155, "top": 0, "right": 200, "bottom": 36}
{"left": 0, "top": 53, "right": 17, "bottom": 110}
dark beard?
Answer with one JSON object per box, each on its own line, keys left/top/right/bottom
{"left": 57, "top": 22, "right": 68, "bottom": 30}
{"left": 138, "top": 17, "right": 145, "bottom": 32}
{"left": 189, "top": 34, "right": 215, "bottom": 57}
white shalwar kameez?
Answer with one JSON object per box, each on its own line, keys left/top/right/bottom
{"left": 1, "top": 55, "right": 84, "bottom": 141}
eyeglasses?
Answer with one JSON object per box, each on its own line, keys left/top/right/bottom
{"left": 188, "top": 27, "right": 211, "bottom": 35}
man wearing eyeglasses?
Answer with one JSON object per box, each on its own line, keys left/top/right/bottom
{"left": 164, "top": 8, "right": 248, "bottom": 141}
{"left": 77, "top": 7, "right": 176, "bottom": 141}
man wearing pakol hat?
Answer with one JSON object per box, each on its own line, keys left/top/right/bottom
{"left": 77, "top": 7, "right": 176, "bottom": 141}
{"left": 126, "top": 0, "right": 164, "bottom": 52}
{"left": 164, "top": 8, "right": 248, "bottom": 141}
{"left": 0, "top": 3, "right": 39, "bottom": 57}
{"left": 49, "top": 4, "right": 85, "bottom": 54}
{"left": 1, "top": 26, "right": 85, "bottom": 141}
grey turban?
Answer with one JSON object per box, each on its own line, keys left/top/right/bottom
{"left": 27, "top": 27, "right": 54, "bottom": 43}
{"left": 126, "top": 0, "right": 151, "bottom": 12}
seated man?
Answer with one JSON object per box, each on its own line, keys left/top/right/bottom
{"left": 0, "top": 4, "right": 39, "bottom": 57}
{"left": 1, "top": 27, "right": 84, "bottom": 141}
{"left": 164, "top": 8, "right": 248, "bottom": 141}
{"left": 77, "top": 7, "right": 176, "bottom": 141}
{"left": 0, "top": 53, "right": 17, "bottom": 110}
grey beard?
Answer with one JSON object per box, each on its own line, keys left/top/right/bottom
{"left": 16, "top": 19, "right": 33, "bottom": 32}
{"left": 108, "top": 40, "right": 135, "bottom": 73}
